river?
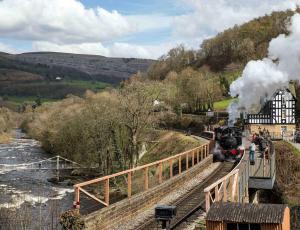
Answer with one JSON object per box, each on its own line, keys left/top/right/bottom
{"left": 0, "top": 130, "right": 74, "bottom": 229}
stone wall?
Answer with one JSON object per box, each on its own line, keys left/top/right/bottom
{"left": 248, "top": 124, "right": 295, "bottom": 135}
{"left": 82, "top": 155, "right": 213, "bottom": 230}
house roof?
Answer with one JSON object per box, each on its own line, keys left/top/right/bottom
{"left": 206, "top": 202, "right": 287, "bottom": 224}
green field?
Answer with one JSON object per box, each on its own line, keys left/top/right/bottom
{"left": 63, "top": 80, "right": 110, "bottom": 90}
{"left": 1, "top": 80, "right": 110, "bottom": 107}
{"left": 213, "top": 98, "right": 235, "bottom": 111}
{"left": 7, "top": 96, "right": 57, "bottom": 104}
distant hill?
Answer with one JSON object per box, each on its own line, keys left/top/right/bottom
{"left": 199, "top": 9, "right": 300, "bottom": 71}
{"left": 0, "top": 52, "right": 154, "bottom": 102}
{"left": 148, "top": 8, "right": 300, "bottom": 80}
{"left": 0, "top": 52, "right": 154, "bottom": 84}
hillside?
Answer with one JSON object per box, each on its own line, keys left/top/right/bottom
{"left": 12, "top": 52, "right": 154, "bottom": 83}
{"left": 149, "top": 8, "right": 300, "bottom": 80}
{"left": 0, "top": 52, "right": 154, "bottom": 103}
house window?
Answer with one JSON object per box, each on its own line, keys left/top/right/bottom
{"left": 282, "top": 109, "right": 286, "bottom": 119}
{"left": 227, "top": 223, "right": 261, "bottom": 230}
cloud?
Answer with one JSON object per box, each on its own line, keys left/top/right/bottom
{"left": 0, "top": 0, "right": 133, "bottom": 44}
{"left": 0, "top": 0, "right": 299, "bottom": 59}
{"left": 109, "top": 42, "right": 178, "bottom": 59}
{"left": 173, "top": 0, "right": 300, "bottom": 45}
{"left": 33, "top": 41, "right": 176, "bottom": 59}
{"left": 0, "top": 42, "right": 17, "bottom": 54}
{"left": 32, "top": 41, "right": 110, "bottom": 56}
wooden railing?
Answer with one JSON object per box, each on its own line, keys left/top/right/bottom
{"left": 249, "top": 142, "right": 275, "bottom": 179}
{"left": 204, "top": 139, "right": 276, "bottom": 211}
{"left": 204, "top": 146, "right": 249, "bottom": 211}
{"left": 73, "top": 143, "right": 210, "bottom": 209}
{"left": 204, "top": 169, "right": 239, "bottom": 211}
{"left": 268, "top": 132, "right": 294, "bottom": 141}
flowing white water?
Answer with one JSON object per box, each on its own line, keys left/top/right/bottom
{"left": 0, "top": 130, "right": 74, "bottom": 228}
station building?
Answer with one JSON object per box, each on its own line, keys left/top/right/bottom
{"left": 245, "top": 88, "right": 296, "bottom": 136}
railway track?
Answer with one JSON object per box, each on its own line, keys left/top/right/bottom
{"left": 136, "top": 162, "right": 235, "bottom": 230}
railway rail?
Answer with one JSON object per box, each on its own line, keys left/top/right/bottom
{"left": 136, "top": 162, "right": 235, "bottom": 230}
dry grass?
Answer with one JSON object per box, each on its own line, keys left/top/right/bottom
{"left": 0, "top": 133, "right": 12, "bottom": 144}
{"left": 140, "top": 130, "right": 206, "bottom": 164}
{"left": 274, "top": 141, "right": 300, "bottom": 206}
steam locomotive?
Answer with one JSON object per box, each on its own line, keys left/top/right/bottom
{"left": 213, "top": 126, "right": 244, "bottom": 162}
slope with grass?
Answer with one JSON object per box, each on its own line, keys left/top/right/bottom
{"left": 274, "top": 141, "right": 300, "bottom": 206}
{"left": 0, "top": 51, "right": 153, "bottom": 104}
{"left": 213, "top": 98, "right": 235, "bottom": 111}
{"left": 139, "top": 130, "right": 207, "bottom": 164}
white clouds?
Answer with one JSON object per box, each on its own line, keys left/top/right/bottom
{"left": 32, "top": 41, "right": 110, "bottom": 56}
{"left": 33, "top": 41, "right": 176, "bottom": 59}
{"left": 173, "top": 0, "right": 300, "bottom": 45}
{"left": 0, "top": 0, "right": 133, "bottom": 44}
{"left": 0, "top": 43, "right": 17, "bottom": 54}
{"left": 109, "top": 42, "right": 176, "bottom": 59}
{"left": 0, "top": 0, "right": 299, "bottom": 59}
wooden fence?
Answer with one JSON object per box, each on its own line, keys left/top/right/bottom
{"left": 249, "top": 142, "right": 275, "bottom": 179}
{"left": 204, "top": 148, "right": 249, "bottom": 211}
{"left": 268, "top": 132, "right": 294, "bottom": 141}
{"left": 204, "top": 140, "right": 276, "bottom": 211}
{"left": 74, "top": 143, "right": 210, "bottom": 209}
{"left": 204, "top": 169, "right": 239, "bottom": 211}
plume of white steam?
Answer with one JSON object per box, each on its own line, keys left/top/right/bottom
{"left": 227, "top": 101, "right": 240, "bottom": 126}
{"left": 229, "top": 13, "right": 300, "bottom": 122}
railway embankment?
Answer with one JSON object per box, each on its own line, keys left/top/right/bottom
{"left": 273, "top": 141, "right": 300, "bottom": 230}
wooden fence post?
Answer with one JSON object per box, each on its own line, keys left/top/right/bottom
{"left": 179, "top": 156, "right": 182, "bottom": 174}
{"left": 169, "top": 159, "right": 173, "bottom": 178}
{"left": 192, "top": 151, "right": 195, "bottom": 166}
{"left": 158, "top": 162, "right": 163, "bottom": 184}
{"left": 223, "top": 179, "right": 227, "bottom": 202}
{"left": 205, "top": 192, "right": 210, "bottom": 212}
{"left": 104, "top": 179, "right": 110, "bottom": 205}
{"left": 74, "top": 186, "right": 80, "bottom": 208}
{"left": 144, "top": 167, "right": 149, "bottom": 190}
{"left": 127, "top": 172, "right": 132, "bottom": 198}
{"left": 229, "top": 176, "right": 233, "bottom": 201}
{"left": 207, "top": 144, "right": 210, "bottom": 156}
{"left": 215, "top": 186, "right": 219, "bottom": 201}
{"left": 186, "top": 153, "right": 189, "bottom": 170}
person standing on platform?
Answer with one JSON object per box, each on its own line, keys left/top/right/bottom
{"left": 249, "top": 141, "right": 256, "bottom": 165}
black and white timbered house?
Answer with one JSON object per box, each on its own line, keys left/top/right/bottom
{"left": 246, "top": 89, "right": 296, "bottom": 125}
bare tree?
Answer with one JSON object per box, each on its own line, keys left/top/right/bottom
{"left": 118, "top": 79, "right": 163, "bottom": 166}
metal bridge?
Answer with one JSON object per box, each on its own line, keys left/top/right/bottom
{"left": 0, "top": 155, "right": 83, "bottom": 171}
{"left": 0, "top": 155, "right": 86, "bottom": 181}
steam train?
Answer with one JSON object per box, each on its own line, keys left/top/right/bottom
{"left": 213, "top": 126, "right": 244, "bottom": 162}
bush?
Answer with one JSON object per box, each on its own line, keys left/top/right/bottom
{"left": 60, "top": 210, "right": 84, "bottom": 230}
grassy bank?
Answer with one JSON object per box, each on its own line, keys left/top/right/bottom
{"left": 0, "top": 133, "right": 12, "bottom": 144}
{"left": 140, "top": 130, "right": 206, "bottom": 164}
{"left": 213, "top": 98, "right": 234, "bottom": 111}
{"left": 274, "top": 141, "right": 300, "bottom": 206}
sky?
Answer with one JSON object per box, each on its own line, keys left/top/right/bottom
{"left": 0, "top": 0, "right": 299, "bottom": 59}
